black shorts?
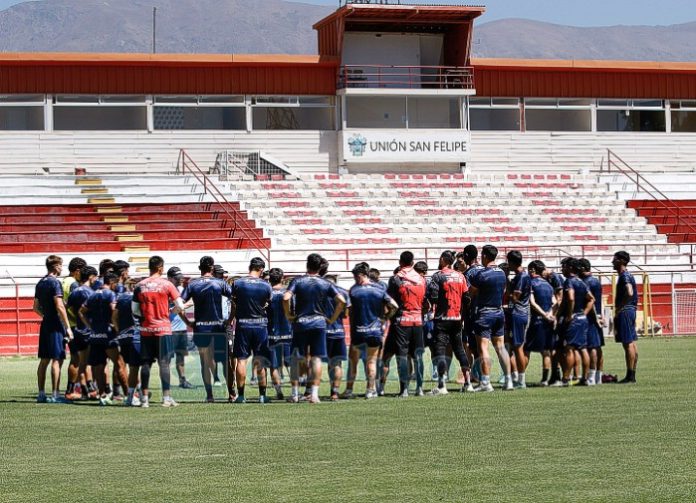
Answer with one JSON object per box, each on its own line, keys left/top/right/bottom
{"left": 171, "top": 330, "right": 189, "bottom": 355}
{"left": 140, "top": 335, "right": 174, "bottom": 365}
{"left": 390, "top": 324, "right": 424, "bottom": 358}
{"left": 432, "top": 320, "right": 463, "bottom": 356}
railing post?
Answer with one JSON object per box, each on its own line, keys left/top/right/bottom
{"left": 15, "top": 282, "right": 20, "bottom": 354}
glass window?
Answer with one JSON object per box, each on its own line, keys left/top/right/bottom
{"left": 0, "top": 95, "right": 44, "bottom": 103}
{"left": 524, "top": 98, "right": 558, "bottom": 107}
{"left": 252, "top": 107, "right": 334, "bottom": 130}
{"left": 55, "top": 95, "right": 99, "bottom": 104}
{"left": 298, "top": 96, "right": 334, "bottom": 106}
{"left": 597, "top": 109, "right": 666, "bottom": 132}
{"left": 0, "top": 106, "right": 44, "bottom": 130}
{"left": 525, "top": 109, "right": 591, "bottom": 131}
{"left": 559, "top": 98, "right": 592, "bottom": 107}
{"left": 491, "top": 97, "right": 519, "bottom": 106}
{"left": 54, "top": 106, "right": 147, "bottom": 130}
{"left": 470, "top": 108, "right": 520, "bottom": 131}
{"left": 597, "top": 99, "right": 630, "bottom": 108}
{"left": 469, "top": 97, "right": 491, "bottom": 106}
{"left": 671, "top": 111, "right": 696, "bottom": 133}
{"left": 199, "top": 95, "right": 244, "bottom": 104}
{"left": 154, "top": 96, "right": 198, "bottom": 104}
{"left": 154, "top": 106, "right": 246, "bottom": 130}
{"left": 253, "top": 96, "right": 299, "bottom": 105}
{"left": 345, "top": 96, "right": 406, "bottom": 128}
{"left": 408, "top": 97, "right": 461, "bottom": 129}
{"left": 100, "top": 95, "right": 147, "bottom": 104}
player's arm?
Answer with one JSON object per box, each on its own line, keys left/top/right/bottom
{"left": 112, "top": 307, "right": 120, "bottom": 334}
{"left": 529, "top": 292, "right": 549, "bottom": 321}
{"left": 33, "top": 298, "right": 43, "bottom": 318}
{"left": 55, "top": 296, "right": 73, "bottom": 340}
{"left": 383, "top": 296, "right": 399, "bottom": 321}
{"left": 79, "top": 304, "right": 91, "bottom": 331}
{"left": 282, "top": 290, "right": 295, "bottom": 322}
{"left": 327, "top": 293, "right": 346, "bottom": 325}
{"left": 583, "top": 291, "right": 595, "bottom": 317}
{"left": 564, "top": 288, "right": 575, "bottom": 320}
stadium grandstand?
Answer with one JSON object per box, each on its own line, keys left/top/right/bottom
{"left": 1, "top": 0, "right": 696, "bottom": 355}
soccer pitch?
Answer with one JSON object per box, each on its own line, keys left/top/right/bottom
{"left": 1, "top": 338, "right": 695, "bottom": 503}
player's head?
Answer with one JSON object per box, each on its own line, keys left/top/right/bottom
{"left": 99, "top": 259, "right": 115, "bottom": 277}
{"left": 324, "top": 274, "right": 337, "bottom": 284}
{"left": 45, "top": 255, "right": 63, "bottom": 275}
{"left": 352, "top": 262, "right": 369, "bottom": 281}
{"left": 528, "top": 260, "right": 546, "bottom": 277}
{"left": 561, "top": 257, "right": 581, "bottom": 277}
{"left": 67, "top": 257, "right": 87, "bottom": 276}
{"left": 414, "top": 261, "right": 428, "bottom": 276}
{"left": 506, "top": 250, "right": 523, "bottom": 269}
{"left": 103, "top": 272, "right": 119, "bottom": 290}
{"left": 368, "top": 268, "right": 380, "bottom": 282}
{"left": 613, "top": 251, "right": 630, "bottom": 271}
{"left": 214, "top": 264, "right": 228, "bottom": 279}
{"left": 148, "top": 256, "right": 164, "bottom": 275}
{"left": 499, "top": 262, "right": 510, "bottom": 277}
{"left": 268, "top": 268, "right": 284, "bottom": 286}
{"left": 439, "top": 250, "right": 455, "bottom": 269}
{"left": 578, "top": 258, "right": 592, "bottom": 275}
{"left": 167, "top": 266, "right": 184, "bottom": 286}
{"left": 399, "top": 251, "right": 414, "bottom": 267}
{"left": 463, "top": 245, "right": 478, "bottom": 265}
{"left": 80, "top": 266, "right": 98, "bottom": 285}
{"left": 306, "top": 253, "right": 323, "bottom": 274}
{"left": 318, "top": 257, "right": 330, "bottom": 277}
{"left": 198, "top": 255, "right": 214, "bottom": 274}
{"left": 124, "top": 278, "right": 137, "bottom": 292}
{"left": 249, "top": 257, "right": 265, "bottom": 273}
{"left": 113, "top": 260, "right": 130, "bottom": 280}
{"left": 481, "top": 245, "right": 498, "bottom": 266}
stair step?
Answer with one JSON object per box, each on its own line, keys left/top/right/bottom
{"left": 96, "top": 206, "right": 122, "bottom": 213}
{"left": 109, "top": 225, "right": 137, "bottom": 232}
{"left": 122, "top": 246, "right": 151, "bottom": 253}
{"left": 88, "top": 197, "right": 116, "bottom": 204}
{"left": 135, "top": 266, "right": 151, "bottom": 273}
{"left": 75, "top": 178, "right": 103, "bottom": 186}
{"left": 115, "top": 234, "right": 144, "bottom": 242}
{"left": 102, "top": 216, "right": 129, "bottom": 223}
{"left": 81, "top": 187, "right": 108, "bottom": 195}
{"left": 128, "top": 256, "right": 151, "bottom": 263}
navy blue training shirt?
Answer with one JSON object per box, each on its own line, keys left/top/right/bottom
{"left": 35, "top": 275, "right": 63, "bottom": 323}
{"left": 615, "top": 271, "right": 638, "bottom": 309}
{"left": 563, "top": 276, "right": 590, "bottom": 315}
{"left": 287, "top": 275, "right": 340, "bottom": 331}
{"left": 268, "top": 288, "right": 292, "bottom": 339}
{"left": 530, "top": 276, "right": 554, "bottom": 316}
{"left": 115, "top": 292, "right": 139, "bottom": 339}
{"left": 349, "top": 283, "right": 393, "bottom": 338}
{"left": 67, "top": 285, "right": 94, "bottom": 336}
{"left": 509, "top": 270, "right": 532, "bottom": 315}
{"left": 182, "top": 276, "right": 233, "bottom": 329}
{"left": 582, "top": 275, "right": 603, "bottom": 314}
{"left": 231, "top": 276, "right": 272, "bottom": 328}
{"left": 469, "top": 266, "right": 507, "bottom": 309}
{"left": 84, "top": 288, "right": 116, "bottom": 339}
{"left": 326, "top": 285, "right": 350, "bottom": 339}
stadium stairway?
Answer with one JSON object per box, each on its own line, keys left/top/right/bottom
{"left": 627, "top": 200, "right": 696, "bottom": 243}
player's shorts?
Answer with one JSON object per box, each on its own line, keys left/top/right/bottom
{"left": 68, "top": 328, "right": 90, "bottom": 354}
{"left": 193, "top": 325, "right": 224, "bottom": 349}
{"left": 213, "top": 329, "right": 228, "bottom": 363}
{"left": 233, "top": 325, "right": 271, "bottom": 365}
{"left": 390, "top": 324, "right": 424, "bottom": 358}
{"left": 87, "top": 342, "right": 109, "bottom": 367}
{"left": 586, "top": 320, "right": 604, "bottom": 349}
{"left": 119, "top": 337, "right": 142, "bottom": 366}
{"left": 431, "top": 320, "right": 463, "bottom": 355}
{"left": 351, "top": 331, "right": 384, "bottom": 349}
{"left": 38, "top": 320, "right": 67, "bottom": 360}
{"left": 326, "top": 336, "right": 347, "bottom": 363}
{"left": 269, "top": 342, "right": 291, "bottom": 369}
{"left": 140, "top": 335, "right": 174, "bottom": 365}
{"left": 562, "top": 314, "right": 588, "bottom": 349}
{"left": 614, "top": 307, "right": 638, "bottom": 344}
{"left": 510, "top": 311, "right": 530, "bottom": 348}
{"left": 171, "top": 330, "right": 189, "bottom": 355}
{"left": 524, "top": 316, "right": 554, "bottom": 353}
{"left": 473, "top": 308, "right": 505, "bottom": 340}
{"left": 291, "top": 328, "right": 327, "bottom": 359}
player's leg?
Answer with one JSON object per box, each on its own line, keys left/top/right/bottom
{"left": 475, "top": 335, "right": 494, "bottom": 392}
{"left": 269, "top": 344, "right": 284, "bottom": 400}
{"left": 431, "top": 324, "right": 449, "bottom": 394}
{"left": 511, "top": 313, "right": 528, "bottom": 388}
{"left": 343, "top": 344, "right": 361, "bottom": 398}
{"left": 393, "top": 326, "right": 411, "bottom": 397}
{"left": 449, "top": 326, "right": 471, "bottom": 392}
{"left": 365, "top": 341, "right": 381, "bottom": 398}
{"left": 307, "top": 328, "right": 326, "bottom": 403}
{"left": 232, "top": 329, "right": 251, "bottom": 403}
{"left": 156, "top": 335, "right": 175, "bottom": 406}
{"left": 252, "top": 327, "right": 271, "bottom": 403}
{"left": 106, "top": 346, "right": 129, "bottom": 395}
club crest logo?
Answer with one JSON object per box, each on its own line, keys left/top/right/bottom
{"left": 347, "top": 134, "right": 367, "bottom": 157}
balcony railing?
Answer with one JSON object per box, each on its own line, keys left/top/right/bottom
{"left": 338, "top": 64, "right": 474, "bottom": 90}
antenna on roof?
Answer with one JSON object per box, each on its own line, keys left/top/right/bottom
{"left": 343, "top": 0, "right": 401, "bottom": 5}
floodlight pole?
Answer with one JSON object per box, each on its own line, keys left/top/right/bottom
{"left": 152, "top": 7, "right": 157, "bottom": 54}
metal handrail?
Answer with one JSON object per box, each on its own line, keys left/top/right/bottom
{"left": 177, "top": 150, "right": 269, "bottom": 262}
{"left": 5, "top": 270, "right": 21, "bottom": 354}
{"left": 605, "top": 149, "right": 696, "bottom": 238}
{"left": 339, "top": 64, "right": 474, "bottom": 90}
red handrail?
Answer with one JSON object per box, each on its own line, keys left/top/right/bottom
{"left": 177, "top": 150, "right": 269, "bottom": 263}
{"left": 339, "top": 64, "right": 474, "bottom": 90}
{"left": 606, "top": 149, "right": 696, "bottom": 238}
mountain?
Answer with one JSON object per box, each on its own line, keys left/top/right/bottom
{"left": 0, "top": 0, "right": 333, "bottom": 54}
{"left": 0, "top": 0, "right": 695, "bottom": 61}
{"left": 474, "top": 18, "right": 696, "bottom": 61}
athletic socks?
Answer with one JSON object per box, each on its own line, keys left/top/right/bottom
{"left": 259, "top": 386, "right": 267, "bottom": 397}
{"left": 274, "top": 384, "right": 282, "bottom": 394}
{"left": 292, "top": 386, "right": 300, "bottom": 398}
{"left": 595, "top": 370, "right": 603, "bottom": 384}
{"left": 127, "top": 387, "right": 135, "bottom": 400}
{"left": 205, "top": 384, "right": 214, "bottom": 399}
{"left": 310, "top": 385, "right": 319, "bottom": 400}
{"left": 399, "top": 381, "right": 408, "bottom": 395}
{"left": 236, "top": 385, "right": 245, "bottom": 399}
{"left": 512, "top": 371, "right": 519, "bottom": 383}
{"left": 518, "top": 373, "right": 526, "bottom": 385}
{"left": 331, "top": 386, "right": 339, "bottom": 395}
{"left": 542, "top": 368, "right": 550, "bottom": 382}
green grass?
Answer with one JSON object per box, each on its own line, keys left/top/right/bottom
{"left": 1, "top": 338, "right": 695, "bottom": 502}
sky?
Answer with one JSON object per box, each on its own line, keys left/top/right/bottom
{"left": 0, "top": 0, "right": 695, "bottom": 27}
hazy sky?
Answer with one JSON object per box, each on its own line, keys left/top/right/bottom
{"left": 1, "top": 0, "right": 695, "bottom": 27}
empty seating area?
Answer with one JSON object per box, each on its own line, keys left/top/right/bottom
{"left": 226, "top": 172, "right": 682, "bottom": 270}
{"left": 628, "top": 200, "right": 696, "bottom": 243}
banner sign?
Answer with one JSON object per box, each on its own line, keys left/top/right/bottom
{"left": 342, "top": 130, "right": 471, "bottom": 163}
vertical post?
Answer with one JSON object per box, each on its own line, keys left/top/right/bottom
{"left": 671, "top": 272, "right": 676, "bottom": 335}
{"left": 152, "top": 7, "right": 157, "bottom": 54}
{"left": 15, "top": 283, "right": 20, "bottom": 355}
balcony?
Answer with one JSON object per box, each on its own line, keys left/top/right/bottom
{"left": 338, "top": 65, "right": 474, "bottom": 91}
